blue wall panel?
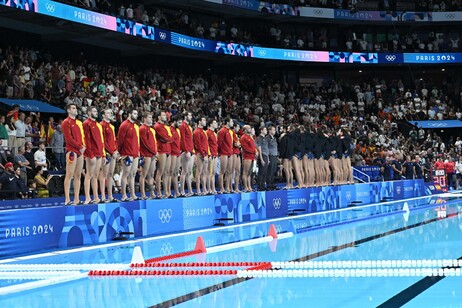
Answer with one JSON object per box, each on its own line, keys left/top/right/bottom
{"left": 0, "top": 179, "right": 434, "bottom": 257}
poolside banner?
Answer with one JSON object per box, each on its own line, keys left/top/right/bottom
{"left": 393, "top": 181, "right": 405, "bottom": 200}
{"left": 266, "top": 190, "right": 288, "bottom": 218}
{"left": 146, "top": 198, "right": 184, "bottom": 234}
{"left": 0, "top": 179, "right": 433, "bottom": 257}
{"left": 0, "top": 196, "right": 64, "bottom": 210}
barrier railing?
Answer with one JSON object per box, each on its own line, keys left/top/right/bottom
{"left": 352, "top": 167, "right": 371, "bottom": 183}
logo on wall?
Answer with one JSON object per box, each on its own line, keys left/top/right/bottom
{"left": 429, "top": 123, "right": 448, "bottom": 127}
{"left": 258, "top": 49, "right": 267, "bottom": 56}
{"left": 45, "top": 3, "right": 55, "bottom": 13}
{"left": 160, "top": 243, "right": 173, "bottom": 256}
{"left": 396, "top": 185, "right": 402, "bottom": 195}
{"left": 445, "top": 13, "right": 455, "bottom": 19}
{"left": 158, "top": 209, "right": 172, "bottom": 223}
{"left": 345, "top": 190, "right": 352, "bottom": 201}
{"left": 272, "top": 198, "right": 282, "bottom": 209}
{"left": 159, "top": 32, "right": 167, "bottom": 40}
{"left": 314, "top": 9, "right": 323, "bottom": 15}
{"left": 385, "top": 55, "right": 396, "bottom": 62}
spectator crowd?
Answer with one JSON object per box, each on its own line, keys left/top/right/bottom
{"left": 0, "top": 38, "right": 461, "bottom": 200}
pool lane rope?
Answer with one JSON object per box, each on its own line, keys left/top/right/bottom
{"left": 271, "top": 259, "right": 462, "bottom": 269}
{"left": 236, "top": 268, "right": 462, "bottom": 278}
{"left": 0, "top": 264, "right": 128, "bottom": 271}
{"left": 0, "top": 270, "right": 83, "bottom": 280}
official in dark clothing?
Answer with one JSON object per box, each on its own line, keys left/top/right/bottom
{"left": 383, "top": 157, "right": 393, "bottom": 181}
{"left": 256, "top": 127, "right": 269, "bottom": 190}
{"left": 373, "top": 154, "right": 385, "bottom": 181}
{"left": 414, "top": 155, "right": 423, "bottom": 179}
{"left": 391, "top": 155, "right": 403, "bottom": 180}
{"left": 267, "top": 126, "right": 278, "bottom": 190}
{"left": 403, "top": 156, "right": 415, "bottom": 180}
{"left": 0, "top": 162, "right": 17, "bottom": 199}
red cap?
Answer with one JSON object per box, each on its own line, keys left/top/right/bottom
{"left": 4, "top": 162, "right": 13, "bottom": 169}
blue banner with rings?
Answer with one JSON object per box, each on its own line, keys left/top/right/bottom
{"left": 3, "top": 0, "right": 462, "bottom": 65}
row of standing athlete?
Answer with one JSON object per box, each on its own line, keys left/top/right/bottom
{"left": 278, "top": 125, "right": 355, "bottom": 189}
{"left": 61, "top": 103, "right": 267, "bottom": 205}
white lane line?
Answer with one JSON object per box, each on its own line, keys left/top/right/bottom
{"left": 207, "top": 233, "right": 293, "bottom": 254}
{"left": 0, "top": 272, "right": 87, "bottom": 296}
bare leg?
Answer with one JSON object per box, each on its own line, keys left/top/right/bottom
{"left": 226, "top": 155, "right": 234, "bottom": 192}
{"left": 233, "top": 155, "right": 241, "bottom": 192}
{"left": 242, "top": 159, "right": 253, "bottom": 191}
{"left": 128, "top": 157, "right": 139, "bottom": 200}
{"left": 148, "top": 156, "right": 157, "bottom": 198}
{"left": 120, "top": 158, "right": 132, "bottom": 200}
{"left": 91, "top": 157, "right": 102, "bottom": 202}
{"left": 195, "top": 154, "right": 204, "bottom": 194}
{"left": 180, "top": 152, "right": 193, "bottom": 195}
{"left": 208, "top": 157, "right": 218, "bottom": 193}
{"left": 170, "top": 155, "right": 180, "bottom": 197}
{"left": 163, "top": 155, "right": 172, "bottom": 197}
{"left": 156, "top": 154, "right": 167, "bottom": 197}
{"left": 291, "top": 157, "right": 303, "bottom": 188}
{"left": 140, "top": 157, "right": 153, "bottom": 198}
{"left": 84, "top": 157, "right": 96, "bottom": 203}
{"left": 282, "top": 158, "right": 291, "bottom": 188}
{"left": 219, "top": 156, "right": 229, "bottom": 193}
{"left": 64, "top": 152, "right": 83, "bottom": 204}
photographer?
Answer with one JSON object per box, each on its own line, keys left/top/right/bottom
{"left": 34, "top": 166, "right": 52, "bottom": 198}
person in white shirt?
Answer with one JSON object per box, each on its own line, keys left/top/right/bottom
{"left": 126, "top": 4, "right": 134, "bottom": 19}
{"left": 34, "top": 141, "right": 47, "bottom": 170}
{"left": 118, "top": 4, "right": 125, "bottom": 17}
{"left": 209, "top": 26, "right": 217, "bottom": 39}
{"left": 14, "top": 112, "right": 26, "bottom": 155}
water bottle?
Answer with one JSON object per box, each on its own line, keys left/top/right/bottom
{"left": 139, "top": 156, "right": 145, "bottom": 167}
{"left": 106, "top": 153, "right": 111, "bottom": 164}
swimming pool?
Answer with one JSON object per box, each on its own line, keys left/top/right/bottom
{"left": 0, "top": 195, "right": 461, "bottom": 307}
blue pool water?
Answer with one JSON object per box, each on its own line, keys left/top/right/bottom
{"left": 0, "top": 195, "right": 461, "bottom": 307}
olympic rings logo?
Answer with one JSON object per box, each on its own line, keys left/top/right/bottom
{"left": 272, "top": 198, "right": 282, "bottom": 209}
{"left": 158, "top": 209, "right": 172, "bottom": 223}
{"left": 160, "top": 243, "right": 173, "bottom": 255}
{"left": 45, "top": 3, "right": 55, "bottom": 13}
{"left": 385, "top": 55, "right": 396, "bottom": 62}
